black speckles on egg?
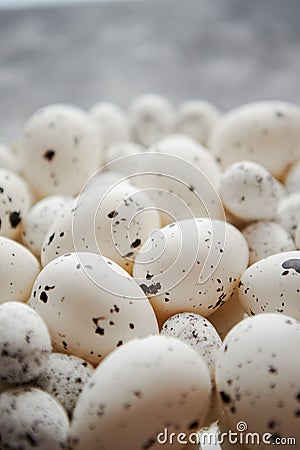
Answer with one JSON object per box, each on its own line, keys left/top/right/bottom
{"left": 39, "top": 291, "right": 48, "bottom": 303}
{"left": 47, "top": 232, "right": 55, "bottom": 245}
{"left": 9, "top": 211, "right": 21, "bottom": 228}
{"left": 107, "top": 210, "right": 118, "bottom": 219}
{"left": 131, "top": 238, "right": 141, "bottom": 248}
{"left": 140, "top": 282, "right": 161, "bottom": 295}
{"left": 282, "top": 258, "right": 300, "bottom": 274}
{"left": 220, "top": 391, "right": 232, "bottom": 404}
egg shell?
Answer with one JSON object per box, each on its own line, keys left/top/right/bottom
{"left": 129, "top": 94, "right": 175, "bottom": 147}
{"left": 242, "top": 221, "right": 295, "bottom": 264}
{"left": 276, "top": 192, "right": 300, "bottom": 238}
{"left": 41, "top": 181, "right": 161, "bottom": 272}
{"left": 108, "top": 150, "right": 224, "bottom": 227}
{"left": 22, "top": 194, "right": 74, "bottom": 256}
{"left": 0, "top": 302, "right": 51, "bottom": 384}
{"left": 34, "top": 353, "right": 94, "bottom": 418}
{"left": 210, "top": 101, "right": 300, "bottom": 179}
{"left": 161, "top": 312, "right": 222, "bottom": 382}
{"left": 295, "top": 222, "right": 300, "bottom": 249}
{"left": 90, "top": 102, "right": 130, "bottom": 149}
{"left": 0, "top": 143, "right": 18, "bottom": 172}
{"left": 238, "top": 250, "right": 300, "bottom": 320}
{"left": 284, "top": 160, "right": 300, "bottom": 193}
{"left": 69, "top": 335, "right": 211, "bottom": 450}
{"left": 220, "top": 160, "right": 279, "bottom": 221}
{"left": 0, "top": 237, "right": 40, "bottom": 304}
{"left": 215, "top": 314, "right": 300, "bottom": 449}
{"left": 18, "top": 104, "right": 101, "bottom": 198}
{"left": 30, "top": 252, "right": 159, "bottom": 365}
{"left": 175, "top": 100, "right": 221, "bottom": 147}
{"left": 133, "top": 218, "right": 249, "bottom": 325}
{"left": 0, "top": 387, "right": 69, "bottom": 450}
{"left": 0, "top": 168, "right": 32, "bottom": 239}
{"left": 104, "top": 140, "right": 144, "bottom": 166}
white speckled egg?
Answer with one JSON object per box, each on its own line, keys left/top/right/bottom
{"left": 175, "top": 100, "right": 221, "bottom": 147}
{"left": 104, "top": 141, "right": 144, "bottom": 166}
{"left": 242, "top": 221, "right": 295, "bottom": 264}
{"left": 0, "top": 143, "right": 18, "bottom": 172}
{"left": 208, "top": 291, "right": 247, "bottom": 340}
{"left": 276, "top": 192, "right": 300, "bottom": 238}
{"left": 238, "top": 250, "right": 300, "bottom": 320}
{"left": 34, "top": 353, "right": 94, "bottom": 418}
{"left": 0, "top": 168, "right": 32, "bottom": 239}
{"left": 30, "top": 252, "right": 159, "bottom": 365}
{"left": 22, "top": 195, "right": 73, "bottom": 257}
{"left": 129, "top": 94, "right": 175, "bottom": 147}
{"left": 0, "top": 302, "right": 51, "bottom": 383}
{"left": 90, "top": 102, "right": 130, "bottom": 149}
{"left": 284, "top": 160, "right": 300, "bottom": 193}
{"left": 161, "top": 312, "right": 222, "bottom": 382}
{"left": 133, "top": 218, "right": 249, "bottom": 325}
{"left": 41, "top": 181, "right": 161, "bottom": 272}
{"left": 210, "top": 101, "right": 300, "bottom": 178}
{"left": 220, "top": 160, "right": 279, "bottom": 221}
{"left": 0, "top": 387, "right": 69, "bottom": 450}
{"left": 69, "top": 335, "right": 211, "bottom": 450}
{"left": 0, "top": 237, "right": 40, "bottom": 304}
{"left": 18, "top": 104, "right": 101, "bottom": 198}
{"left": 215, "top": 314, "right": 300, "bottom": 449}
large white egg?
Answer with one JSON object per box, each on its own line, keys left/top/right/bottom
{"left": 238, "top": 250, "right": 300, "bottom": 320}
{"left": 215, "top": 314, "right": 300, "bottom": 449}
{"left": 69, "top": 335, "right": 211, "bottom": 450}
{"left": 18, "top": 104, "right": 101, "bottom": 198}
{"left": 210, "top": 101, "right": 300, "bottom": 179}
{"left": 30, "top": 252, "right": 159, "bottom": 365}
{"left": 133, "top": 218, "right": 249, "bottom": 325}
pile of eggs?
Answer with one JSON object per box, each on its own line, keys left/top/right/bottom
{"left": 0, "top": 95, "right": 300, "bottom": 450}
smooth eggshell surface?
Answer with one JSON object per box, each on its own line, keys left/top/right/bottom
{"left": 19, "top": 104, "right": 101, "bottom": 198}
{"left": 242, "top": 221, "right": 295, "bottom": 264}
{"left": 69, "top": 335, "right": 211, "bottom": 450}
{"left": 0, "top": 302, "right": 51, "bottom": 384}
{"left": 276, "top": 192, "right": 300, "bottom": 238}
{"left": 34, "top": 353, "right": 94, "bottom": 418}
{"left": 161, "top": 312, "right": 222, "bottom": 382}
{"left": 238, "top": 250, "right": 300, "bottom": 320}
{"left": 30, "top": 252, "right": 159, "bottom": 365}
{"left": 0, "top": 387, "right": 69, "bottom": 450}
{"left": 0, "top": 168, "right": 32, "bottom": 239}
{"left": 215, "top": 314, "right": 300, "bottom": 449}
{"left": 0, "top": 236, "right": 40, "bottom": 304}
{"left": 210, "top": 100, "right": 300, "bottom": 179}
{"left": 0, "top": 143, "right": 19, "bottom": 172}
{"left": 133, "top": 218, "right": 249, "bottom": 325}
{"left": 220, "top": 160, "right": 279, "bottom": 221}
{"left": 22, "top": 194, "right": 73, "bottom": 256}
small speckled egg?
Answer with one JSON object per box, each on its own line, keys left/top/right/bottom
{"left": 208, "top": 291, "right": 247, "bottom": 340}
{"left": 0, "top": 237, "right": 40, "bottom": 304}
{"left": 34, "top": 353, "right": 94, "bottom": 418}
{"left": 18, "top": 104, "right": 101, "bottom": 198}
{"left": 0, "top": 387, "right": 69, "bottom": 450}
{"left": 0, "top": 302, "right": 51, "bottom": 384}
{"left": 104, "top": 140, "right": 144, "bottom": 166}
{"left": 129, "top": 94, "right": 175, "bottom": 147}
{"left": 0, "top": 168, "right": 32, "bottom": 239}
{"left": 41, "top": 181, "right": 161, "bottom": 272}
{"left": 69, "top": 335, "right": 211, "bottom": 450}
{"left": 238, "top": 250, "right": 300, "bottom": 320}
{"left": 220, "top": 160, "right": 279, "bottom": 221}
{"left": 90, "top": 102, "right": 130, "bottom": 149}
{"left": 175, "top": 100, "right": 221, "bottom": 147}
{"left": 276, "top": 192, "right": 300, "bottom": 238}
{"left": 242, "top": 221, "right": 295, "bottom": 264}
{"left": 210, "top": 101, "right": 300, "bottom": 179}
{"left": 0, "top": 143, "right": 18, "bottom": 172}
{"left": 284, "top": 160, "right": 300, "bottom": 193}
{"left": 161, "top": 312, "right": 222, "bottom": 382}
{"left": 215, "top": 314, "right": 300, "bottom": 449}
{"left": 30, "top": 252, "right": 159, "bottom": 365}
{"left": 22, "top": 195, "right": 74, "bottom": 257}
{"left": 133, "top": 218, "right": 249, "bottom": 325}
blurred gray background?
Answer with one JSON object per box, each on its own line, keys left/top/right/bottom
{"left": 0, "top": 0, "right": 300, "bottom": 142}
